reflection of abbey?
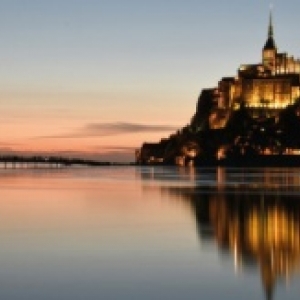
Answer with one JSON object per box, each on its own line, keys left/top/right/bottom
{"left": 209, "top": 11, "right": 300, "bottom": 127}
{"left": 155, "top": 168, "right": 300, "bottom": 300}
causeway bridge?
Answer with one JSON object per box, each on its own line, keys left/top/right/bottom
{"left": 0, "top": 155, "right": 112, "bottom": 169}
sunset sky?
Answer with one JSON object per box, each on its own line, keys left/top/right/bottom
{"left": 1, "top": 0, "right": 300, "bottom": 161}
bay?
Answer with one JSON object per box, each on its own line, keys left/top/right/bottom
{"left": 0, "top": 166, "right": 299, "bottom": 300}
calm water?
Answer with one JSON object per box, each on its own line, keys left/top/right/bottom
{"left": 0, "top": 166, "right": 300, "bottom": 300}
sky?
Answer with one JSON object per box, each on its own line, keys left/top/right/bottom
{"left": 1, "top": 0, "right": 300, "bottom": 162}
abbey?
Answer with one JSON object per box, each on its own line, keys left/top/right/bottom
{"left": 137, "top": 11, "right": 300, "bottom": 166}
{"left": 204, "top": 11, "right": 300, "bottom": 128}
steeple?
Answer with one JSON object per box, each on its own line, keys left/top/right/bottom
{"left": 263, "top": 6, "right": 276, "bottom": 50}
{"left": 268, "top": 8, "right": 274, "bottom": 38}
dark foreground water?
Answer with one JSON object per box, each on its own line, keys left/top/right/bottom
{"left": 0, "top": 166, "right": 300, "bottom": 300}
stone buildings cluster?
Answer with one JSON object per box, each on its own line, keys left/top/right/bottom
{"left": 207, "top": 12, "right": 300, "bottom": 129}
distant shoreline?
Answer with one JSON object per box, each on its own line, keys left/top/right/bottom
{"left": 0, "top": 155, "right": 135, "bottom": 168}
{"left": 3, "top": 154, "right": 300, "bottom": 168}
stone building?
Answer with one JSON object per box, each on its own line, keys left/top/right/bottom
{"left": 206, "top": 11, "right": 300, "bottom": 126}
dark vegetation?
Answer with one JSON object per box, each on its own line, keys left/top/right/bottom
{"left": 138, "top": 98, "right": 300, "bottom": 166}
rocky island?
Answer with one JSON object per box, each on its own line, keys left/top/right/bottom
{"left": 137, "top": 12, "right": 300, "bottom": 167}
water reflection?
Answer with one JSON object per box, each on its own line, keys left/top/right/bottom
{"left": 140, "top": 167, "right": 300, "bottom": 300}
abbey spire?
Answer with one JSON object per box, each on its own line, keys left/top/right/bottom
{"left": 268, "top": 8, "right": 274, "bottom": 38}
{"left": 264, "top": 8, "right": 276, "bottom": 51}
{"left": 262, "top": 7, "right": 277, "bottom": 71}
